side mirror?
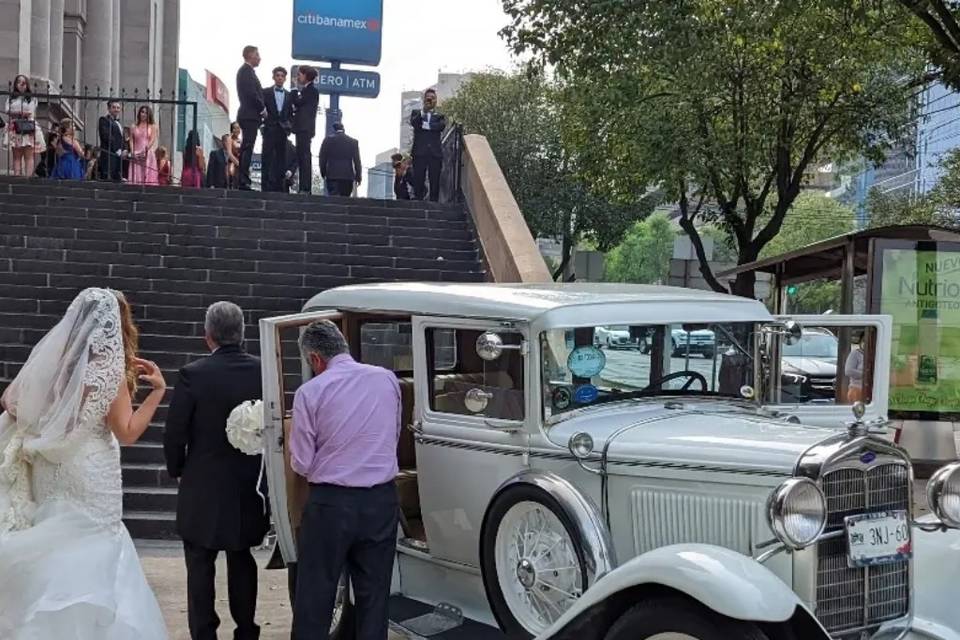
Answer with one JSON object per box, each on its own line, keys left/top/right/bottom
{"left": 476, "top": 331, "right": 526, "bottom": 361}
{"left": 783, "top": 320, "right": 803, "bottom": 346}
{"left": 464, "top": 388, "right": 492, "bottom": 413}
{"left": 476, "top": 332, "right": 504, "bottom": 361}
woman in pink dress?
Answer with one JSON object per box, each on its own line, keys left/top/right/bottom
{"left": 128, "top": 105, "right": 159, "bottom": 185}
{"left": 179, "top": 130, "right": 205, "bottom": 188}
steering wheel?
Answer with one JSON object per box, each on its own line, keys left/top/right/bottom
{"left": 645, "top": 370, "right": 708, "bottom": 392}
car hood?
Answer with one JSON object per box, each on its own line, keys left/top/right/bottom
{"left": 782, "top": 356, "right": 837, "bottom": 376}
{"left": 547, "top": 401, "right": 836, "bottom": 475}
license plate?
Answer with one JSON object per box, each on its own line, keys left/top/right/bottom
{"left": 845, "top": 511, "right": 912, "bottom": 568}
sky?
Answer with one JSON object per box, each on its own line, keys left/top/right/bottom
{"left": 179, "top": 1, "right": 516, "bottom": 192}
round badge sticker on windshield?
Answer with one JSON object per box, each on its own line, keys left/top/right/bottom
{"left": 567, "top": 346, "right": 606, "bottom": 378}
{"left": 574, "top": 384, "right": 599, "bottom": 405}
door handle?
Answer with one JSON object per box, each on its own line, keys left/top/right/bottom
{"left": 407, "top": 420, "right": 424, "bottom": 435}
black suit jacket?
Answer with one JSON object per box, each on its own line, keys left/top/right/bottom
{"left": 236, "top": 63, "right": 265, "bottom": 123}
{"left": 410, "top": 109, "right": 447, "bottom": 159}
{"left": 263, "top": 86, "right": 293, "bottom": 131}
{"left": 97, "top": 115, "right": 124, "bottom": 154}
{"left": 319, "top": 132, "right": 362, "bottom": 182}
{"left": 206, "top": 149, "right": 228, "bottom": 188}
{"left": 291, "top": 84, "right": 320, "bottom": 137}
{"left": 163, "top": 345, "right": 269, "bottom": 550}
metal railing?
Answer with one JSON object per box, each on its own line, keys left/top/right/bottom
{"left": 0, "top": 80, "right": 197, "bottom": 183}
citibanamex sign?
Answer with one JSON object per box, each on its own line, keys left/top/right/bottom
{"left": 296, "top": 13, "right": 381, "bottom": 31}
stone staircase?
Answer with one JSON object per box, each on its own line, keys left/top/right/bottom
{"left": 0, "top": 177, "right": 485, "bottom": 538}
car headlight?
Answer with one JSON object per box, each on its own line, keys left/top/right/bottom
{"left": 767, "top": 478, "right": 827, "bottom": 549}
{"left": 927, "top": 462, "right": 960, "bottom": 528}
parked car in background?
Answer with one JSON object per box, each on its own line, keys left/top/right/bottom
{"left": 671, "top": 327, "right": 716, "bottom": 358}
{"left": 594, "top": 325, "right": 637, "bottom": 349}
{"left": 781, "top": 328, "right": 839, "bottom": 402}
{"left": 260, "top": 283, "right": 960, "bottom": 640}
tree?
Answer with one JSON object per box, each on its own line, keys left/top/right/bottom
{"left": 604, "top": 213, "right": 677, "bottom": 284}
{"left": 443, "top": 69, "right": 657, "bottom": 279}
{"left": 501, "top": 0, "right": 925, "bottom": 297}
{"left": 896, "top": 0, "right": 960, "bottom": 89}
{"left": 763, "top": 192, "right": 857, "bottom": 313}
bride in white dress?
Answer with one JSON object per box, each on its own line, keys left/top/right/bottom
{"left": 0, "top": 287, "right": 169, "bottom": 639}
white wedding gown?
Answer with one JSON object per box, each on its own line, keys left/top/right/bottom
{"left": 0, "top": 288, "right": 167, "bottom": 639}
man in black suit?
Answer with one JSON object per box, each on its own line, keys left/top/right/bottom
{"left": 410, "top": 88, "right": 447, "bottom": 202}
{"left": 261, "top": 66, "right": 293, "bottom": 192}
{"left": 97, "top": 100, "right": 125, "bottom": 181}
{"left": 319, "top": 122, "right": 362, "bottom": 197}
{"left": 290, "top": 65, "right": 320, "bottom": 194}
{"left": 206, "top": 134, "right": 230, "bottom": 189}
{"left": 236, "top": 45, "right": 266, "bottom": 190}
{"left": 164, "top": 301, "right": 269, "bottom": 640}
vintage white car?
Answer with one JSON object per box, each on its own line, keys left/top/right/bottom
{"left": 259, "top": 283, "right": 960, "bottom": 640}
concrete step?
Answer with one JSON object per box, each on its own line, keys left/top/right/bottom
{"left": 121, "top": 442, "right": 166, "bottom": 465}
{"left": 124, "top": 486, "right": 179, "bottom": 512}
{"left": 124, "top": 510, "right": 179, "bottom": 540}
{"left": 122, "top": 463, "right": 178, "bottom": 488}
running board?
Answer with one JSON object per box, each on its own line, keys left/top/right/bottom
{"left": 389, "top": 596, "right": 504, "bottom": 640}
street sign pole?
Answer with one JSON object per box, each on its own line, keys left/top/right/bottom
{"left": 325, "top": 60, "right": 343, "bottom": 140}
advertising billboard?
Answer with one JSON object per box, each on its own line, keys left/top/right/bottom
{"left": 879, "top": 245, "right": 960, "bottom": 415}
{"left": 292, "top": 0, "right": 384, "bottom": 66}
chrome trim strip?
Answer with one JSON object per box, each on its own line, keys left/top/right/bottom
{"left": 488, "top": 470, "right": 617, "bottom": 586}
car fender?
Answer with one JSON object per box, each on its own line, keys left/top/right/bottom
{"left": 534, "top": 543, "right": 829, "bottom": 640}
{"left": 909, "top": 516, "right": 960, "bottom": 640}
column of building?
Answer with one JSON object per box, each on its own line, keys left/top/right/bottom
{"left": 30, "top": 0, "right": 51, "bottom": 86}
{"left": 48, "top": 0, "right": 64, "bottom": 89}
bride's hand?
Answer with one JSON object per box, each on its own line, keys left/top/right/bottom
{"left": 135, "top": 358, "right": 166, "bottom": 392}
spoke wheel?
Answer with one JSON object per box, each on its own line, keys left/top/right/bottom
{"left": 482, "top": 487, "right": 588, "bottom": 639}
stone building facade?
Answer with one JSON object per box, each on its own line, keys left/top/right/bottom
{"left": 0, "top": 0, "right": 179, "bottom": 150}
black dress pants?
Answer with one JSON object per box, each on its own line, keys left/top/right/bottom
{"left": 295, "top": 132, "right": 314, "bottom": 193}
{"left": 238, "top": 120, "right": 259, "bottom": 190}
{"left": 262, "top": 127, "right": 288, "bottom": 192}
{"left": 412, "top": 155, "right": 442, "bottom": 202}
{"left": 183, "top": 540, "right": 260, "bottom": 640}
{"left": 292, "top": 482, "right": 398, "bottom": 640}
{"left": 325, "top": 179, "right": 354, "bottom": 197}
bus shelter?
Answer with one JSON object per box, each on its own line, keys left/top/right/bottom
{"left": 720, "top": 225, "right": 960, "bottom": 472}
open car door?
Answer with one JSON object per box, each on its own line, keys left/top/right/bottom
{"left": 260, "top": 310, "right": 343, "bottom": 565}
{"left": 766, "top": 314, "right": 892, "bottom": 427}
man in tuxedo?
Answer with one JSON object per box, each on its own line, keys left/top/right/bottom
{"left": 409, "top": 88, "right": 447, "bottom": 202}
{"left": 236, "top": 45, "right": 266, "bottom": 190}
{"left": 206, "top": 134, "right": 230, "bottom": 189}
{"left": 97, "top": 100, "right": 125, "bottom": 181}
{"left": 164, "top": 301, "right": 269, "bottom": 640}
{"left": 318, "top": 122, "right": 362, "bottom": 197}
{"left": 290, "top": 65, "right": 320, "bottom": 194}
{"left": 261, "top": 66, "right": 293, "bottom": 192}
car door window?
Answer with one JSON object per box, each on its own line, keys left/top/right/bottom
{"left": 774, "top": 325, "right": 876, "bottom": 405}
{"left": 426, "top": 327, "right": 525, "bottom": 421}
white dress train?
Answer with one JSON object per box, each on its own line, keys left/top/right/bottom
{"left": 0, "top": 422, "right": 168, "bottom": 639}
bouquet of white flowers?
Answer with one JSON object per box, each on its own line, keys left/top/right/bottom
{"left": 225, "top": 399, "right": 265, "bottom": 456}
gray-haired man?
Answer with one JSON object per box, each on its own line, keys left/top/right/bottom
{"left": 164, "top": 301, "right": 268, "bottom": 640}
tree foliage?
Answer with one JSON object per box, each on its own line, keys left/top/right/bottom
{"left": 896, "top": 0, "right": 960, "bottom": 89}
{"left": 604, "top": 213, "right": 677, "bottom": 284}
{"left": 442, "top": 69, "right": 657, "bottom": 279}
{"left": 501, "top": 0, "right": 925, "bottom": 296}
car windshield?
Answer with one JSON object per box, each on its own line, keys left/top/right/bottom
{"left": 541, "top": 322, "right": 759, "bottom": 421}
{"left": 782, "top": 333, "right": 838, "bottom": 359}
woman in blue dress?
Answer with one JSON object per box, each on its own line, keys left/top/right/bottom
{"left": 50, "top": 119, "right": 85, "bottom": 180}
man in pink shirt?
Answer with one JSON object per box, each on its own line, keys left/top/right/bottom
{"left": 290, "top": 320, "right": 401, "bottom": 640}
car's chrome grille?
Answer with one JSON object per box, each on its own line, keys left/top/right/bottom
{"left": 816, "top": 462, "right": 910, "bottom": 636}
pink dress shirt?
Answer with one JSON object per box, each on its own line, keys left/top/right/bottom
{"left": 290, "top": 354, "right": 401, "bottom": 487}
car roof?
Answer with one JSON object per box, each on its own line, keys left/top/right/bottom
{"left": 303, "top": 282, "right": 773, "bottom": 328}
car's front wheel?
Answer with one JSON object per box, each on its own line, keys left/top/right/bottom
{"left": 603, "top": 596, "right": 769, "bottom": 640}
{"left": 481, "top": 486, "right": 588, "bottom": 639}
